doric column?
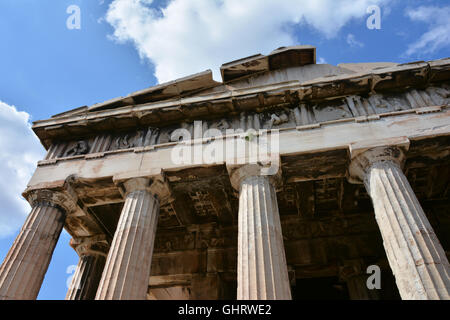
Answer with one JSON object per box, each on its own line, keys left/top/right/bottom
{"left": 95, "top": 177, "right": 166, "bottom": 300}
{"left": 228, "top": 163, "right": 291, "bottom": 300}
{"left": 0, "top": 189, "right": 75, "bottom": 300}
{"left": 66, "top": 235, "right": 109, "bottom": 300}
{"left": 348, "top": 139, "right": 450, "bottom": 300}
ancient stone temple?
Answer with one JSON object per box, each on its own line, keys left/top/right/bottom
{"left": 0, "top": 45, "right": 449, "bottom": 300}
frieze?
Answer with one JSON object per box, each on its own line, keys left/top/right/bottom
{"left": 43, "top": 85, "right": 449, "bottom": 161}
{"left": 153, "top": 224, "right": 237, "bottom": 253}
{"left": 154, "top": 230, "right": 196, "bottom": 253}
{"left": 154, "top": 215, "right": 378, "bottom": 254}
{"left": 63, "top": 140, "right": 90, "bottom": 157}
{"left": 281, "top": 215, "right": 379, "bottom": 241}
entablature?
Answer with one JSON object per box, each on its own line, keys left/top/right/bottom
{"left": 40, "top": 84, "right": 449, "bottom": 162}
{"left": 32, "top": 58, "right": 450, "bottom": 149}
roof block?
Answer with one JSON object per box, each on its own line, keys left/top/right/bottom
{"left": 221, "top": 45, "right": 316, "bottom": 83}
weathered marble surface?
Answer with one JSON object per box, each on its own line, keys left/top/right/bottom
{"left": 95, "top": 178, "right": 160, "bottom": 300}
{"left": 0, "top": 203, "right": 66, "bottom": 300}
{"left": 229, "top": 164, "right": 291, "bottom": 300}
{"left": 3, "top": 48, "right": 449, "bottom": 300}
{"left": 349, "top": 144, "right": 450, "bottom": 299}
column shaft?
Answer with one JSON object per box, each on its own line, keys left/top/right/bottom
{"left": 238, "top": 175, "right": 291, "bottom": 300}
{"left": 0, "top": 203, "right": 66, "bottom": 300}
{"left": 66, "top": 254, "right": 106, "bottom": 300}
{"left": 95, "top": 189, "right": 159, "bottom": 300}
{"left": 366, "top": 161, "right": 450, "bottom": 299}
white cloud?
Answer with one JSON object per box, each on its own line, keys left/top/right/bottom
{"left": 346, "top": 33, "right": 364, "bottom": 48}
{"left": 105, "top": 0, "right": 387, "bottom": 83}
{"left": 0, "top": 102, "right": 45, "bottom": 238}
{"left": 404, "top": 5, "right": 450, "bottom": 56}
{"left": 317, "top": 57, "right": 327, "bottom": 64}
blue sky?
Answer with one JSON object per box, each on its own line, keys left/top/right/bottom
{"left": 0, "top": 0, "right": 449, "bottom": 300}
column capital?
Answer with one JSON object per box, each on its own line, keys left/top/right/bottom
{"left": 122, "top": 177, "right": 151, "bottom": 194}
{"left": 70, "top": 235, "right": 109, "bottom": 258}
{"left": 227, "top": 160, "right": 282, "bottom": 191}
{"left": 114, "top": 173, "right": 172, "bottom": 205}
{"left": 348, "top": 137, "right": 410, "bottom": 185}
{"left": 22, "top": 175, "right": 80, "bottom": 214}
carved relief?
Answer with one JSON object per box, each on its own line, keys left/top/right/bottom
{"left": 159, "top": 126, "right": 177, "bottom": 144}
{"left": 269, "top": 112, "right": 289, "bottom": 127}
{"left": 384, "top": 95, "right": 409, "bottom": 111}
{"left": 368, "top": 93, "right": 412, "bottom": 112}
{"left": 260, "top": 109, "right": 291, "bottom": 129}
{"left": 211, "top": 119, "right": 231, "bottom": 131}
{"left": 113, "top": 130, "right": 144, "bottom": 150}
{"left": 64, "top": 140, "right": 89, "bottom": 157}
{"left": 205, "top": 119, "right": 231, "bottom": 138}
{"left": 143, "top": 127, "right": 160, "bottom": 146}
{"left": 313, "top": 102, "right": 352, "bottom": 122}
{"left": 426, "top": 86, "right": 450, "bottom": 106}
{"left": 170, "top": 122, "right": 193, "bottom": 142}
{"left": 368, "top": 94, "right": 391, "bottom": 111}
{"left": 47, "top": 85, "right": 448, "bottom": 160}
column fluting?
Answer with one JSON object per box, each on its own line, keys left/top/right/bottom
{"left": 0, "top": 201, "right": 66, "bottom": 300}
{"left": 230, "top": 164, "right": 291, "bottom": 300}
{"left": 66, "top": 236, "right": 109, "bottom": 300}
{"left": 95, "top": 178, "right": 160, "bottom": 300}
{"left": 349, "top": 145, "right": 450, "bottom": 300}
